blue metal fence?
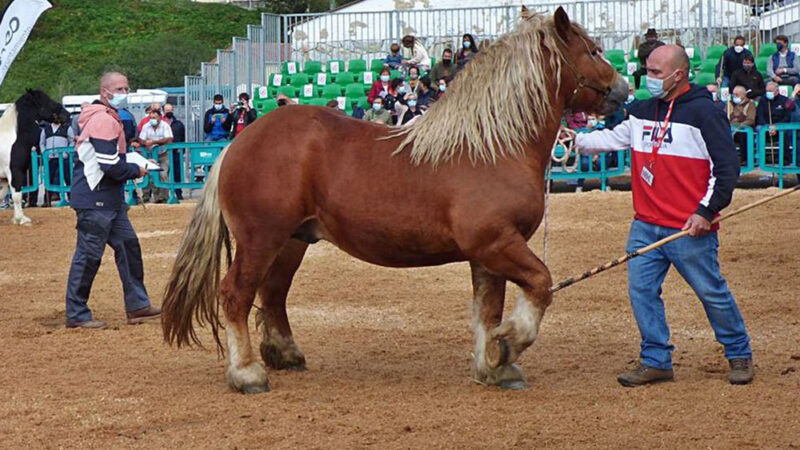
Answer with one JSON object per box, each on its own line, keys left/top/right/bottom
{"left": 15, "top": 127, "right": 800, "bottom": 206}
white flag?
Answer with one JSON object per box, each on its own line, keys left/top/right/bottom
{"left": 0, "top": 0, "right": 52, "bottom": 87}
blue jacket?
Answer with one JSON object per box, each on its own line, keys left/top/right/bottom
{"left": 384, "top": 53, "right": 403, "bottom": 69}
{"left": 772, "top": 51, "right": 796, "bottom": 72}
{"left": 203, "top": 107, "right": 232, "bottom": 141}
{"left": 756, "top": 94, "right": 795, "bottom": 126}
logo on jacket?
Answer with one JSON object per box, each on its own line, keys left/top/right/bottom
{"left": 642, "top": 124, "right": 673, "bottom": 147}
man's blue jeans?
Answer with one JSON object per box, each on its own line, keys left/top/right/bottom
{"left": 65, "top": 208, "right": 151, "bottom": 324}
{"left": 625, "top": 219, "right": 751, "bottom": 370}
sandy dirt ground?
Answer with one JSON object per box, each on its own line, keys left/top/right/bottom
{"left": 0, "top": 189, "right": 798, "bottom": 449}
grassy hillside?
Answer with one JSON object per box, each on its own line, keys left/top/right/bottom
{"left": 0, "top": 0, "right": 264, "bottom": 102}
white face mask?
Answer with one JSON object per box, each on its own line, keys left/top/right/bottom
{"left": 106, "top": 89, "right": 127, "bottom": 109}
{"left": 734, "top": 45, "right": 744, "bottom": 53}
{"left": 149, "top": 118, "right": 159, "bottom": 127}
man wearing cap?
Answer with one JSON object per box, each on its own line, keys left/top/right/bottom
{"left": 632, "top": 29, "right": 665, "bottom": 89}
{"left": 574, "top": 45, "right": 754, "bottom": 387}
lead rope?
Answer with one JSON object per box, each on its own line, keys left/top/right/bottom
{"left": 543, "top": 125, "right": 578, "bottom": 264}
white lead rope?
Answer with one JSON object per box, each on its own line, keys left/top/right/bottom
{"left": 543, "top": 125, "right": 580, "bottom": 264}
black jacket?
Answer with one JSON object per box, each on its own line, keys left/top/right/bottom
{"left": 169, "top": 117, "right": 186, "bottom": 143}
{"left": 716, "top": 47, "right": 754, "bottom": 79}
{"left": 729, "top": 67, "right": 766, "bottom": 99}
{"left": 230, "top": 107, "right": 258, "bottom": 138}
{"left": 637, "top": 39, "right": 665, "bottom": 66}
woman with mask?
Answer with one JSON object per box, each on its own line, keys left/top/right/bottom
{"left": 368, "top": 68, "right": 397, "bottom": 104}
{"left": 399, "top": 94, "right": 423, "bottom": 125}
{"left": 457, "top": 34, "right": 479, "bottom": 72}
{"left": 407, "top": 66, "right": 422, "bottom": 94}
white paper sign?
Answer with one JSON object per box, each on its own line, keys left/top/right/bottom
{"left": 792, "top": 44, "right": 800, "bottom": 55}
{"left": 363, "top": 71, "right": 373, "bottom": 84}
{"left": 626, "top": 62, "right": 637, "bottom": 75}
{"left": 126, "top": 152, "right": 161, "bottom": 171}
{"left": 287, "top": 62, "right": 297, "bottom": 74}
{"left": 685, "top": 47, "right": 694, "bottom": 59}
{"left": 317, "top": 73, "right": 327, "bottom": 85}
{"left": 291, "top": 97, "right": 299, "bottom": 105}
{"left": 272, "top": 74, "right": 282, "bottom": 86}
{"left": 336, "top": 96, "right": 346, "bottom": 110}
{"left": 303, "top": 84, "right": 314, "bottom": 97}
{"left": 258, "top": 86, "right": 268, "bottom": 99}
{"left": 330, "top": 61, "right": 340, "bottom": 74}
{"left": 0, "top": 0, "right": 52, "bottom": 86}
{"left": 720, "top": 87, "right": 730, "bottom": 102}
{"left": 779, "top": 85, "right": 789, "bottom": 97}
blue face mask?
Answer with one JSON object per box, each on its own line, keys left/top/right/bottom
{"left": 214, "top": 103, "right": 223, "bottom": 111}
{"left": 408, "top": 100, "right": 417, "bottom": 107}
{"left": 410, "top": 73, "right": 419, "bottom": 80}
{"left": 398, "top": 86, "right": 406, "bottom": 94}
{"left": 766, "top": 91, "right": 775, "bottom": 100}
{"left": 372, "top": 103, "right": 382, "bottom": 111}
{"left": 733, "top": 96, "right": 742, "bottom": 105}
{"left": 463, "top": 41, "right": 471, "bottom": 49}
{"left": 438, "top": 85, "right": 446, "bottom": 92}
{"left": 149, "top": 118, "right": 159, "bottom": 127}
{"left": 646, "top": 71, "right": 677, "bottom": 99}
{"left": 627, "top": 94, "right": 635, "bottom": 103}
{"left": 107, "top": 91, "right": 127, "bottom": 109}
{"left": 380, "top": 75, "right": 390, "bottom": 82}
{"left": 777, "top": 43, "right": 785, "bottom": 51}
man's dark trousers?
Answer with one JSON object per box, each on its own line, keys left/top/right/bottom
{"left": 65, "top": 207, "right": 150, "bottom": 325}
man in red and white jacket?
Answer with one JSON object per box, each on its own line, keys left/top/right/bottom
{"left": 576, "top": 45, "right": 753, "bottom": 387}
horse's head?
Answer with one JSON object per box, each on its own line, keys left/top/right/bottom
{"left": 545, "top": 7, "right": 628, "bottom": 116}
{"left": 21, "top": 89, "right": 70, "bottom": 124}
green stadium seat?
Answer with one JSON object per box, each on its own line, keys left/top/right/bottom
{"left": 327, "top": 59, "right": 346, "bottom": 75}
{"left": 344, "top": 83, "right": 365, "bottom": 97}
{"left": 686, "top": 47, "right": 702, "bottom": 69}
{"left": 370, "top": 58, "right": 386, "bottom": 72}
{"left": 605, "top": 49, "right": 625, "bottom": 64}
{"left": 297, "top": 83, "right": 317, "bottom": 98}
{"left": 634, "top": 88, "right": 652, "bottom": 100}
{"left": 290, "top": 73, "right": 310, "bottom": 88}
{"left": 345, "top": 96, "right": 368, "bottom": 114}
{"left": 390, "top": 69, "right": 402, "bottom": 80}
{"left": 699, "top": 59, "right": 718, "bottom": 74}
{"left": 254, "top": 85, "right": 269, "bottom": 101}
{"left": 706, "top": 45, "right": 726, "bottom": 61}
{"left": 321, "top": 84, "right": 343, "bottom": 99}
{"left": 758, "top": 43, "right": 777, "bottom": 58}
{"left": 276, "top": 86, "right": 296, "bottom": 98}
{"left": 281, "top": 61, "right": 301, "bottom": 76}
{"left": 693, "top": 72, "right": 716, "bottom": 86}
{"left": 348, "top": 59, "right": 367, "bottom": 74}
{"left": 756, "top": 56, "right": 769, "bottom": 74}
{"left": 334, "top": 72, "right": 356, "bottom": 85}
{"left": 304, "top": 60, "right": 323, "bottom": 75}
{"left": 308, "top": 98, "right": 329, "bottom": 107}
{"left": 261, "top": 99, "right": 278, "bottom": 114}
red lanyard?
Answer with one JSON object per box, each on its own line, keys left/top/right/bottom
{"left": 649, "top": 85, "right": 690, "bottom": 167}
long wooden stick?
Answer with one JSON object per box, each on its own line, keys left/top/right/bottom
{"left": 549, "top": 185, "right": 800, "bottom": 293}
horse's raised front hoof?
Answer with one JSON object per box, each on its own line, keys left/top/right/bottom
{"left": 260, "top": 341, "right": 307, "bottom": 371}
{"left": 485, "top": 337, "right": 511, "bottom": 370}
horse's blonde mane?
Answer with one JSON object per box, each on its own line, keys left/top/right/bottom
{"left": 394, "top": 13, "right": 569, "bottom": 167}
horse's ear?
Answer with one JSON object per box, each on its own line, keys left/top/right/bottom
{"left": 554, "top": 7, "right": 571, "bottom": 40}
{"left": 521, "top": 5, "right": 531, "bottom": 20}
{"left": 25, "top": 88, "right": 33, "bottom": 94}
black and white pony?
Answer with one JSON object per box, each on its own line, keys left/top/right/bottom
{"left": 0, "top": 89, "right": 69, "bottom": 224}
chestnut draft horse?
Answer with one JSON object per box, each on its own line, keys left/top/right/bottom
{"left": 162, "top": 7, "right": 628, "bottom": 394}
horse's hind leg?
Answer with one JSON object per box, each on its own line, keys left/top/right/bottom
{"left": 221, "top": 244, "right": 277, "bottom": 394}
{"left": 257, "top": 239, "right": 309, "bottom": 371}
{"left": 469, "top": 262, "right": 528, "bottom": 390}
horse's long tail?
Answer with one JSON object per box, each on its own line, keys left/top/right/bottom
{"left": 162, "top": 146, "right": 231, "bottom": 352}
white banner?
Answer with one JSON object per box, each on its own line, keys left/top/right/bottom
{"left": 0, "top": 0, "right": 51, "bottom": 87}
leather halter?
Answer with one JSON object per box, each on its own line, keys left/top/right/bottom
{"left": 560, "top": 37, "right": 614, "bottom": 110}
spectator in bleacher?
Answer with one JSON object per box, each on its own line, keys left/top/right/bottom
{"left": 756, "top": 81, "right": 795, "bottom": 165}
{"left": 729, "top": 54, "right": 765, "bottom": 100}
{"left": 416, "top": 76, "right": 435, "bottom": 109}
{"left": 351, "top": 100, "right": 365, "bottom": 119}
{"left": 275, "top": 93, "right": 295, "bottom": 107}
{"left": 729, "top": 85, "right": 755, "bottom": 166}
{"left": 139, "top": 109, "right": 174, "bottom": 203}
{"left": 326, "top": 99, "right": 339, "bottom": 109}
{"left": 633, "top": 28, "right": 664, "bottom": 89}
{"left": 767, "top": 35, "right": 800, "bottom": 86}
{"left": 435, "top": 78, "right": 448, "bottom": 100}
{"left": 566, "top": 110, "right": 589, "bottom": 130}
{"left": 401, "top": 35, "right": 431, "bottom": 72}
{"left": 164, "top": 103, "right": 185, "bottom": 200}
{"left": 716, "top": 36, "right": 753, "bottom": 87}
{"left": 39, "top": 116, "right": 75, "bottom": 205}
{"left": 138, "top": 102, "right": 162, "bottom": 134}
{"left": 230, "top": 92, "right": 257, "bottom": 139}
{"left": 383, "top": 78, "right": 406, "bottom": 123}
{"left": 457, "top": 33, "right": 478, "bottom": 72}
{"left": 368, "top": 68, "right": 397, "bottom": 103}
{"left": 407, "top": 66, "right": 421, "bottom": 93}
{"left": 363, "top": 96, "right": 392, "bottom": 125}
{"left": 203, "top": 94, "right": 232, "bottom": 141}
{"left": 430, "top": 48, "right": 456, "bottom": 84}
{"left": 705, "top": 84, "right": 727, "bottom": 113}
{"left": 398, "top": 94, "right": 423, "bottom": 126}
{"left": 384, "top": 43, "right": 403, "bottom": 70}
